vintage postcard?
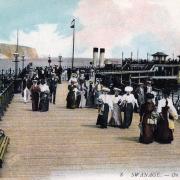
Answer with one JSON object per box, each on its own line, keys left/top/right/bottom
{"left": 0, "top": 0, "right": 180, "bottom": 179}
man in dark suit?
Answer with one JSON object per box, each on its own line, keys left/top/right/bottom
{"left": 49, "top": 73, "right": 58, "bottom": 104}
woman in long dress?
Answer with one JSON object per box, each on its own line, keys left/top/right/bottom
{"left": 39, "top": 79, "right": 50, "bottom": 112}
{"left": 139, "top": 93, "right": 157, "bottom": 144}
{"left": 66, "top": 81, "right": 76, "bottom": 109}
{"left": 135, "top": 83, "right": 145, "bottom": 111}
{"left": 86, "top": 81, "right": 94, "bottom": 108}
{"left": 78, "top": 79, "right": 87, "bottom": 108}
{"left": 96, "top": 87, "right": 113, "bottom": 129}
{"left": 155, "top": 89, "right": 178, "bottom": 144}
{"left": 120, "top": 86, "right": 139, "bottom": 128}
{"left": 94, "top": 79, "right": 103, "bottom": 108}
{"left": 109, "top": 88, "right": 122, "bottom": 127}
{"left": 30, "top": 80, "right": 40, "bottom": 111}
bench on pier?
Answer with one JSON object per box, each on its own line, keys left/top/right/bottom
{"left": 0, "top": 131, "right": 10, "bottom": 168}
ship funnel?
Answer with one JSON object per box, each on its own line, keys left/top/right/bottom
{"left": 99, "top": 48, "right": 105, "bottom": 68}
{"left": 93, "top": 47, "right": 98, "bottom": 67}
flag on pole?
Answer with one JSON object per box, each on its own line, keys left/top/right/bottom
{"left": 70, "top": 19, "right": 75, "bottom": 28}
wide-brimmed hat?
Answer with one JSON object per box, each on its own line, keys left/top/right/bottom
{"left": 114, "top": 87, "right": 121, "bottom": 92}
{"left": 102, "top": 87, "right": 110, "bottom": 92}
{"left": 32, "top": 79, "right": 38, "bottom": 83}
{"left": 125, "top": 86, "right": 133, "bottom": 92}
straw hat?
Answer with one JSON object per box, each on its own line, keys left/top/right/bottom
{"left": 102, "top": 87, "right": 110, "bottom": 92}
{"left": 125, "top": 86, "right": 133, "bottom": 92}
{"left": 114, "top": 87, "right": 121, "bottom": 92}
{"left": 32, "top": 79, "right": 38, "bottom": 83}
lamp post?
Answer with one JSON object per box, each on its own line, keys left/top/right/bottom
{"left": 58, "top": 55, "right": 63, "bottom": 84}
{"left": 70, "top": 19, "right": 75, "bottom": 69}
{"left": 58, "top": 55, "right": 62, "bottom": 67}
{"left": 13, "top": 29, "right": 20, "bottom": 78}
{"left": 48, "top": 55, "right": 52, "bottom": 67}
{"left": 21, "top": 55, "right": 25, "bottom": 70}
{"left": 13, "top": 52, "right": 19, "bottom": 77}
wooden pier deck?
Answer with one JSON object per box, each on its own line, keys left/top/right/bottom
{"left": 0, "top": 82, "right": 180, "bottom": 179}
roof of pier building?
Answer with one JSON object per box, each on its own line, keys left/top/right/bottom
{"left": 152, "top": 52, "right": 168, "bottom": 57}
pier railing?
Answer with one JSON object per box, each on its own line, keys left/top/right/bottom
{"left": 0, "top": 81, "right": 14, "bottom": 120}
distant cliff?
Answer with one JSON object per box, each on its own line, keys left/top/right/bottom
{"left": 0, "top": 43, "right": 38, "bottom": 59}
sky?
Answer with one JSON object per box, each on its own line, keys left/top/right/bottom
{"left": 0, "top": 0, "right": 180, "bottom": 59}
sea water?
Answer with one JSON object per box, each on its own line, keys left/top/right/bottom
{"left": 0, "top": 57, "right": 92, "bottom": 71}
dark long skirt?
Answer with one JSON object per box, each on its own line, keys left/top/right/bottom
{"left": 139, "top": 102, "right": 156, "bottom": 144}
{"left": 96, "top": 103, "right": 109, "bottom": 128}
{"left": 94, "top": 92, "right": 101, "bottom": 107}
{"left": 66, "top": 91, "right": 76, "bottom": 109}
{"left": 122, "top": 103, "right": 133, "bottom": 128}
{"left": 139, "top": 122, "right": 155, "bottom": 144}
{"left": 155, "top": 107, "right": 173, "bottom": 144}
{"left": 32, "top": 93, "right": 39, "bottom": 111}
{"left": 39, "top": 93, "right": 49, "bottom": 112}
{"left": 76, "top": 94, "right": 81, "bottom": 108}
{"left": 86, "top": 91, "right": 94, "bottom": 107}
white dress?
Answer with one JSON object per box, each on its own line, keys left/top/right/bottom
{"left": 110, "top": 95, "right": 122, "bottom": 126}
{"left": 78, "top": 84, "right": 87, "bottom": 108}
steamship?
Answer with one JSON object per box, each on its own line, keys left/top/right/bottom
{"left": 93, "top": 48, "right": 180, "bottom": 90}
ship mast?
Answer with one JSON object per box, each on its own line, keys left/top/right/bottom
{"left": 13, "top": 29, "right": 19, "bottom": 77}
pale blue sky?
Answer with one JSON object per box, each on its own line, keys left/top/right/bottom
{"left": 0, "top": 0, "right": 79, "bottom": 39}
{"left": 0, "top": 0, "right": 179, "bottom": 58}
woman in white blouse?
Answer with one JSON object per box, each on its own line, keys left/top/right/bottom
{"left": 120, "top": 86, "right": 139, "bottom": 128}
{"left": 109, "top": 88, "right": 123, "bottom": 128}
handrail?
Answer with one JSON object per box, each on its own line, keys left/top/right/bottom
{"left": 0, "top": 81, "right": 14, "bottom": 120}
{"left": 0, "top": 81, "right": 14, "bottom": 96}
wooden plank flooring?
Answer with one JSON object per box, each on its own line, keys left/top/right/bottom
{"left": 0, "top": 82, "right": 180, "bottom": 179}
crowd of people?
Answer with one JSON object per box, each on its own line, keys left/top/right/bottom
{"left": 22, "top": 65, "right": 61, "bottom": 112}
{"left": 66, "top": 72, "right": 179, "bottom": 145}
{"left": 21, "top": 64, "right": 179, "bottom": 145}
